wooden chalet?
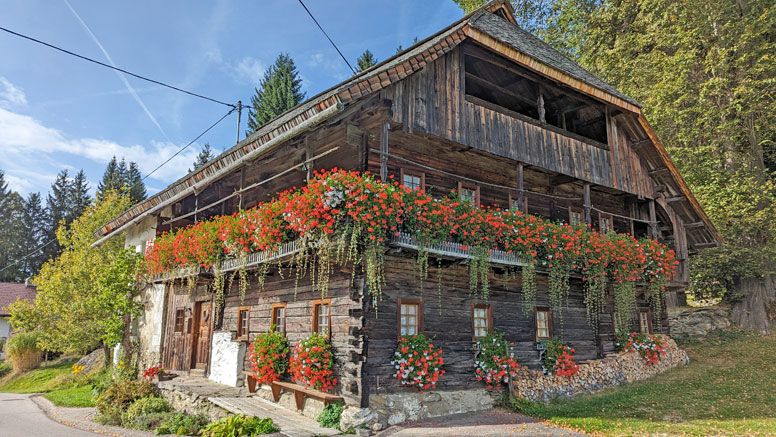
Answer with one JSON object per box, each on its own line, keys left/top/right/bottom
{"left": 98, "top": 0, "right": 720, "bottom": 414}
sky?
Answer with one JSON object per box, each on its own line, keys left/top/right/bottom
{"left": 0, "top": 0, "right": 463, "bottom": 197}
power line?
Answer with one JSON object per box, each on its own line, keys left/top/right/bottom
{"left": 0, "top": 25, "right": 236, "bottom": 108}
{"left": 0, "top": 107, "right": 237, "bottom": 274}
{"left": 0, "top": 240, "right": 56, "bottom": 275}
{"left": 296, "top": 0, "right": 356, "bottom": 75}
{"left": 143, "top": 107, "right": 236, "bottom": 181}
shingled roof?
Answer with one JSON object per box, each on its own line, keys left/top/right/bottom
{"left": 0, "top": 282, "right": 36, "bottom": 316}
{"left": 95, "top": 0, "right": 720, "bottom": 246}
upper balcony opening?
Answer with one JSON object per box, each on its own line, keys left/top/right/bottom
{"left": 463, "top": 43, "right": 608, "bottom": 146}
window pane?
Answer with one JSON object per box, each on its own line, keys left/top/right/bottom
{"left": 403, "top": 174, "right": 421, "bottom": 190}
{"left": 639, "top": 312, "right": 649, "bottom": 334}
{"left": 536, "top": 310, "right": 550, "bottom": 339}
{"left": 460, "top": 188, "right": 476, "bottom": 204}
{"left": 317, "top": 304, "right": 330, "bottom": 335}
{"left": 400, "top": 303, "right": 419, "bottom": 336}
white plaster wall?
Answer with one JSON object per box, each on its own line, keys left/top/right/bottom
{"left": 0, "top": 317, "right": 10, "bottom": 359}
{"left": 123, "top": 215, "right": 167, "bottom": 369}
{"left": 208, "top": 331, "right": 246, "bottom": 387}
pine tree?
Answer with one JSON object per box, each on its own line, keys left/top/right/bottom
{"left": 20, "top": 192, "right": 47, "bottom": 277}
{"left": 68, "top": 170, "right": 91, "bottom": 224}
{"left": 247, "top": 54, "right": 306, "bottom": 133}
{"left": 97, "top": 156, "right": 123, "bottom": 200}
{"left": 191, "top": 144, "right": 215, "bottom": 172}
{"left": 125, "top": 162, "right": 147, "bottom": 204}
{"left": 0, "top": 171, "right": 26, "bottom": 281}
{"left": 357, "top": 50, "right": 377, "bottom": 72}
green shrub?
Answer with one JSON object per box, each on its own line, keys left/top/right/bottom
{"left": 317, "top": 402, "right": 343, "bottom": 429}
{"left": 201, "top": 414, "right": 278, "bottom": 436}
{"left": 121, "top": 396, "right": 171, "bottom": 429}
{"left": 155, "top": 412, "right": 210, "bottom": 436}
{"left": 125, "top": 412, "right": 173, "bottom": 431}
{"left": 95, "top": 379, "right": 156, "bottom": 425}
{"left": 5, "top": 332, "right": 42, "bottom": 372}
{"left": 0, "top": 361, "right": 12, "bottom": 378}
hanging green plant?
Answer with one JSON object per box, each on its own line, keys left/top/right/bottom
{"left": 521, "top": 261, "right": 537, "bottom": 315}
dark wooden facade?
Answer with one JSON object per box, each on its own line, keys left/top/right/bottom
{"left": 126, "top": 2, "right": 719, "bottom": 407}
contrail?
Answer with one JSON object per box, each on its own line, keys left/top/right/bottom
{"left": 63, "top": 0, "right": 172, "bottom": 142}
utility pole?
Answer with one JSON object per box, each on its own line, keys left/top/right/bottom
{"left": 235, "top": 100, "right": 243, "bottom": 144}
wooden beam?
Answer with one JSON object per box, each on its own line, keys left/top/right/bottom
{"left": 631, "top": 138, "right": 652, "bottom": 151}
{"left": 583, "top": 183, "right": 592, "bottom": 225}
{"left": 649, "top": 167, "right": 670, "bottom": 176}
{"left": 684, "top": 221, "right": 706, "bottom": 230}
{"left": 465, "top": 72, "right": 536, "bottom": 108}
{"left": 516, "top": 162, "right": 524, "bottom": 209}
{"left": 537, "top": 87, "right": 546, "bottom": 123}
{"left": 551, "top": 174, "right": 577, "bottom": 186}
{"left": 665, "top": 196, "right": 686, "bottom": 203}
{"left": 693, "top": 242, "right": 718, "bottom": 249}
{"left": 648, "top": 199, "right": 659, "bottom": 239}
{"left": 380, "top": 122, "right": 389, "bottom": 181}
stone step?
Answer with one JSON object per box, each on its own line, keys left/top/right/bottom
{"left": 209, "top": 396, "right": 340, "bottom": 437}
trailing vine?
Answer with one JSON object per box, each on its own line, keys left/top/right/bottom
{"left": 521, "top": 262, "right": 537, "bottom": 315}
{"left": 211, "top": 265, "right": 226, "bottom": 327}
{"left": 613, "top": 281, "right": 637, "bottom": 332}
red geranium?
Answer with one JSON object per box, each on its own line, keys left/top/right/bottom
{"left": 289, "top": 333, "right": 337, "bottom": 393}
{"left": 247, "top": 328, "right": 290, "bottom": 385}
{"left": 391, "top": 334, "right": 445, "bottom": 391}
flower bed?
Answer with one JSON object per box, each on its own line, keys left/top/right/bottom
{"left": 542, "top": 338, "right": 580, "bottom": 377}
{"left": 248, "top": 329, "right": 290, "bottom": 385}
{"left": 623, "top": 332, "right": 668, "bottom": 365}
{"left": 145, "top": 169, "right": 677, "bottom": 328}
{"left": 474, "top": 331, "right": 520, "bottom": 390}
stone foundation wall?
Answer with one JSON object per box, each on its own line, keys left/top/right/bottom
{"left": 669, "top": 306, "right": 731, "bottom": 338}
{"left": 365, "top": 389, "right": 495, "bottom": 430}
{"left": 511, "top": 336, "right": 688, "bottom": 403}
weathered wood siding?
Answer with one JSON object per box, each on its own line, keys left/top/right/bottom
{"left": 220, "top": 268, "right": 365, "bottom": 405}
{"left": 380, "top": 44, "right": 655, "bottom": 198}
{"left": 363, "top": 254, "right": 612, "bottom": 393}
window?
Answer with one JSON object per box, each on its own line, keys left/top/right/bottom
{"left": 569, "top": 207, "right": 584, "bottom": 226}
{"left": 599, "top": 213, "right": 613, "bottom": 233}
{"left": 535, "top": 308, "right": 552, "bottom": 341}
{"left": 237, "top": 307, "right": 250, "bottom": 339}
{"left": 271, "top": 303, "right": 287, "bottom": 334}
{"left": 173, "top": 308, "right": 185, "bottom": 333}
{"left": 400, "top": 169, "right": 425, "bottom": 191}
{"left": 472, "top": 304, "right": 492, "bottom": 339}
{"left": 398, "top": 299, "right": 422, "bottom": 336}
{"left": 508, "top": 194, "right": 528, "bottom": 213}
{"left": 313, "top": 300, "right": 331, "bottom": 337}
{"left": 639, "top": 310, "right": 651, "bottom": 334}
{"left": 458, "top": 182, "right": 480, "bottom": 207}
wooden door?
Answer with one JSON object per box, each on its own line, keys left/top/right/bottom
{"left": 191, "top": 301, "right": 212, "bottom": 369}
{"left": 163, "top": 290, "right": 193, "bottom": 371}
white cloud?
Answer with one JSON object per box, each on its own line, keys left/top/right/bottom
{"left": 0, "top": 107, "right": 199, "bottom": 184}
{"left": 230, "top": 57, "right": 264, "bottom": 84}
{"left": 0, "top": 77, "right": 27, "bottom": 108}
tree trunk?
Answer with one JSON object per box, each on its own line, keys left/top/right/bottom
{"left": 730, "top": 274, "right": 776, "bottom": 334}
{"left": 102, "top": 344, "right": 113, "bottom": 369}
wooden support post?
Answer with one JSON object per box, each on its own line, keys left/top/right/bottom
{"left": 583, "top": 183, "right": 592, "bottom": 225}
{"left": 516, "top": 162, "right": 524, "bottom": 210}
{"left": 238, "top": 167, "right": 245, "bottom": 210}
{"left": 380, "top": 122, "right": 389, "bottom": 182}
{"left": 193, "top": 194, "right": 198, "bottom": 223}
{"left": 305, "top": 140, "right": 313, "bottom": 182}
{"left": 648, "top": 199, "right": 659, "bottom": 239}
{"left": 537, "top": 89, "right": 546, "bottom": 123}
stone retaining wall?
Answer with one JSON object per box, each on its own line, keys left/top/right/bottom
{"left": 511, "top": 336, "right": 688, "bottom": 403}
{"left": 669, "top": 306, "right": 731, "bottom": 338}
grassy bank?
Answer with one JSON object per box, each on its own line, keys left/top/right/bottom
{"left": 0, "top": 359, "right": 96, "bottom": 407}
{"left": 515, "top": 331, "right": 776, "bottom": 435}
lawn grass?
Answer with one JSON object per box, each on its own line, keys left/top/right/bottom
{"left": 0, "top": 360, "right": 74, "bottom": 393}
{"left": 516, "top": 330, "right": 776, "bottom": 436}
{"left": 44, "top": 385, "right": 95, "bottom": 407}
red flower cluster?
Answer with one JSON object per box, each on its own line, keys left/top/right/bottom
{"left": 475, "top": 355, "right": 520, "bottom": 390}
{"left": 289, "top": 334, "right": 337, "bottom": 393}
{"left": 144, "top": 169, "right": 677, "bottom": 293}
{"left": 391, "top": 334, "right": 445, "bottom": 391}
{"left": 554, "top": 345, "right": 580, "bottom": 377}
{"left": 625, "top": 332, "right": 668, "bottom": 366}
{"left": 142, "top": 364, "right": 163, "bottom": 380}
{"left": 247, "top": 329, "right": 290, "bottom": 385}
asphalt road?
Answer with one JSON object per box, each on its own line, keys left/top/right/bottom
{"left": 0, "top": 393, "right": 99, "bottom": 437}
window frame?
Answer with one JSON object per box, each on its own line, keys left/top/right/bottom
{"left": 400, "top": 168, "right": 426, "bottom": 191}
{"left": 535, "top": 307, "right": 553, "bottom": 341}
{"left": 396, "top": 298, "right": 424, "bottom": 338}
{"left": 236, "top": 306, "right": 250, "bottom": 340}
{"left": 639, "top": 310, "right": 653, "bottom": 334}
{"left": 598, "top": 212, "right": 613, "bottom": 233}
{"left": 508, "top": 193, "right": 529, "bottom": 213}
{"left": 458, "top": 182, "right": 481, "bottom": 207}
{"left": 471, "top": 303, "right": 493, "bottom": 340}
{"left": 312, "top": 299, "right": 332, "bottom": 338}
{"left": 271, "top": 303, "right": 287, "bottom": 335}
{"left": 568, "top": 206, "right": 584, "bottom": 226}
{"left": 173, "top": 308, "right": 186, "bottom": 334}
